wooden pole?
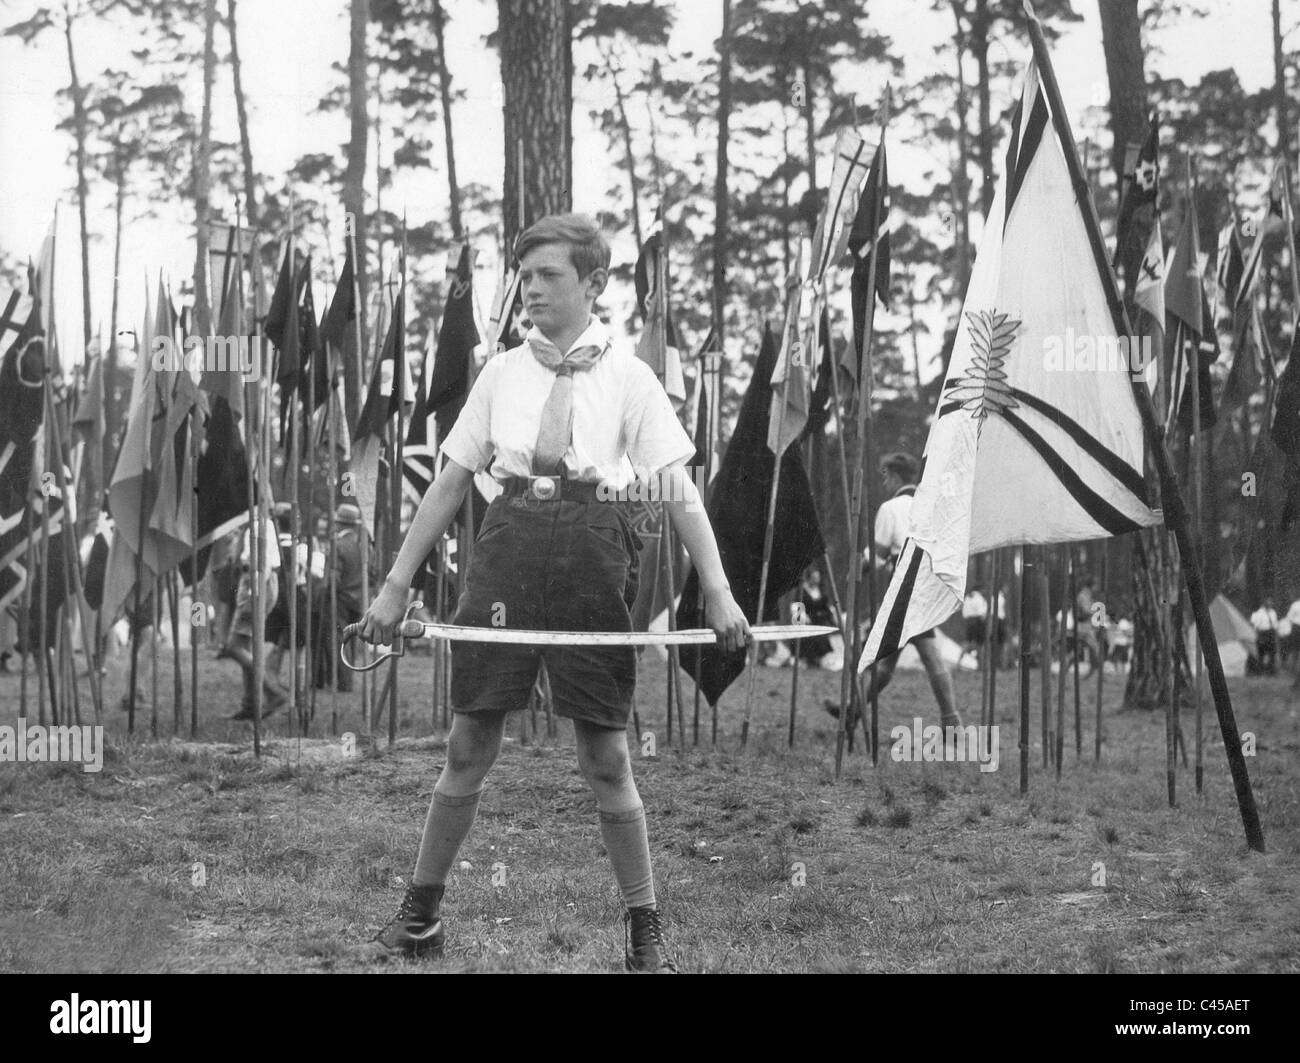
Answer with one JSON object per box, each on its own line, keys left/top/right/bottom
{"left": 387, "top": 225, "right": 408, "bottom": 748}
{"left": 741, "top": 272, "right": 802, "bottom": 749}
{"left": 167, "top": 571, "right": 182, "bottom": 732}
{"left": 1071, "top": 547, "right": 1083, "bottom": 759}
{"left": 189, "top": 392, "right": 200, "bottom": 737}
{"left": 1040, "top": 546, "right": 1053, "bottom": 769}
{"left": 1025, "top": 0, "right": 1263, "bottom": 848}
{"left": 1095, "top": 542, "right": 1107, "bottom": 761}
{"left": 837, "top": 97, "right": 890, "bottom": 778}
{"left": 42, "top": 381, "right": 104, "bottom": 722}
{"left": 346, "top": 219, "right": 371, "bottom": 738}
{"left": 1055, "top": 547, "right": 1068, "bottom": 777}
{"left": 1018, "top": 546, "right": 1031, "bottom": 794}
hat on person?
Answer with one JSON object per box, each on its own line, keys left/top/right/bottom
{"left": 335, "top": 503, "right": 362, "bottom": 526}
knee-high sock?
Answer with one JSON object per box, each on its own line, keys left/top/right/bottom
{"left": 599, "top": 805, "right": 655, "bottom": 909}
{"left": 412, "top": 789, "right": 483, "bottom": 888}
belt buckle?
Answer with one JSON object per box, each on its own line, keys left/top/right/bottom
{"left": 530, "top": 475, "right": 557, "bottom": 502}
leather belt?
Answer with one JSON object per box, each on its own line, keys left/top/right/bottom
{"left": 499, "top": 476, "right": 603, "bottom": 503}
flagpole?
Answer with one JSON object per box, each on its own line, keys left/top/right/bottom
{"left": 837, "top": 96, "right": 890, "bottom": 778}
{"left": 327, "top": 350, "right": 341, "bottom": 736}
{"left": 1095, "top": 541, "right": 1107, "bottom": 761}
{"left": 388, "top": 218, "right": 409, "bottom": 749}
{"left": 346, "top": 216, "right": 371, "bottom": 738}
{"left": 1024, "top": 0, "right": 1264, "bottom": 850}
{"left": 1055, "top": 546, "right": 1068, "bottom": 777}
{"left": 1072, "top": 547, "right": 1083, "bottom": 758}
{"left": 1018, "top": 546, "right": 1031, "bottom": 794}
{"left": 741, "top": 273, "right": 802, "bottom": 750}
{"left": 980, "top": 549, "right": 1000, "bottom": 758}
{"left": 1183, "top": 155, "right": 1207, "bottom": 795}
{"left": 250, "top": 226, "right": 270, "bottom": 758}
{"left": 42, "top": 378, "right": 105, "bottom": 722}
{"left": 1040, "top": 546, "right": 1052, "bottom": 770}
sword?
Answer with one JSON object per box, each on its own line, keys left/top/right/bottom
{"left": 340, "top": 601, "right": 838, "bottom": 673}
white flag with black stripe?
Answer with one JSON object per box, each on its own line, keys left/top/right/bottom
{"left": 859, "top": 60, "right": 1161, "bottom": 672}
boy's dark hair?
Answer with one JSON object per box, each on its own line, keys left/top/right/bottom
{"left": 880, "top": 451, "right": 920, "bottom": 484}
{"left": 514, "top": 214, "right": 611, "bottom": 278}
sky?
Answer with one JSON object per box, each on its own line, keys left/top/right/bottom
{"left": 0, "top": 0, "right": 1285, "bottom": 378}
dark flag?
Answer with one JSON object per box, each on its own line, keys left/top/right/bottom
{"left": 805, "top": 305, "right": 836, "bottom": 438}
{"left": 675, "top": 325, "right": 825, "bottom": 705}
{"left": 0, "top": 289, "right": 48, "bottom": 612}
{"left": 845, "top": 140, "right": 890, "bottom": 382}
{"left": 351, "top": 284, "right": 406, "bottom": 534}
{"left": 427, "top": 243, "right": 478, "bottom": 444}
{"left": 180, "top": 393, "right": 250, "bottom": 584}
{"left": 1272, "top": 323, "right": 1300, "bottom": 531}
{"left": 321, "top": 239, "right": 360, "bottom": 434}
{"left": 1217, "top": 219, "right": 1245, "bottom": 307}
{"left": 1113, "top": 117, "right": 1159, "bottom": 278}
{"left": 297, "top": 261, "right": 328, "bottom": 414}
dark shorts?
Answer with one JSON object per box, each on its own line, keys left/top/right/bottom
{"left": 449, "top": 495, "right": 641, "bottom": 729}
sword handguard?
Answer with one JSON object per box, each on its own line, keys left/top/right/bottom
{"left": 340, "top": 601, "right": 426, "bottom": 672}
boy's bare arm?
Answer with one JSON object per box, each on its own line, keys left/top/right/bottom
{"left": 659, "top": 463, "right": 751, "bottom": 654}
{"left": 360, "top": 459, "right": 475, "bottom": 643}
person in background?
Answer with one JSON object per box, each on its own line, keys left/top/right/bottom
{"left": 1279, "top": 595, "right": 1300, "bottom": 672}
{"left": 1073, "top": 573, "right": 1100, "bottom": 669}
{"left": 962, "top": 584, "right": 989, "bottom": 664}
{"left": 826, "top": 451, "right": 963, "bottom": 736}
{"left": 224, "top": 517, "right": 287, "bottom": 720}
{"left": 1250, "top": 597, "right": 1279, "bottom": 675}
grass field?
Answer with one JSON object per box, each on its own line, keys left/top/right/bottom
{"left": 1, "top": 640, "right": 1297, "bottom": 974}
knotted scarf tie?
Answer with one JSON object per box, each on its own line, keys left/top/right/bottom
{"left": 527, "top": 328, "right": 607, "bottom": 474}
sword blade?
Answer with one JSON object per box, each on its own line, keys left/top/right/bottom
{"left": 408, "top": 623, "right": 839, "bottom": 646}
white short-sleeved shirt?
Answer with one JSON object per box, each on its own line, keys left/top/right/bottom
{"left": 1250, "top": 608, "right": 1278, "bottom": 633}
{"left": 440, "top": 316, "right": 694, "bottom": 489}
{"left": 874, "top": 486, "right": 916, "bottom": 562}
{"left": 962, "top": 591, "right": 988, "bottom": 620}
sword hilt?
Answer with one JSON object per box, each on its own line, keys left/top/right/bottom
{"left": 340, "top": 600, "right": 426, "bottom": 672}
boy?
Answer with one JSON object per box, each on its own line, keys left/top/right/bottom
{"left": 360, "top": 214, "right": 750, "bottom": 972}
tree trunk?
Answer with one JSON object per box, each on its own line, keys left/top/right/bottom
{"left": 226, "top": 0, "right": 259, "bottom": 227}
{"left": 802, "top": 60, "right": 817, "bottom": 194}
{"left": 63, "top": 6, "right": 92, "bottom": 351}
{"left": 107, "top": 162, "right": 124, "bottom": 456}
{"left": 432, "top": 0, "right": 462, "bottom": 240}
{"left": 950, "top": 1, "right": 973, "bottom": 297}
{"left": 970, "top": 0, "right": 994, "bottom": 218}
{"left": 499, "top": 0, "right": 572, "bottom": 253}
{"left": 1098, "top": 0, "right": 1147, "bottom": 192}
{"left": 712, "top": 0, "right": 733, "bottom": 334}
{"left": 1273, "top": 0, "right": 1291, "bottom": 162}
{"left": 344, "top": 0, "right": 369, "bottom": 431}
{"left": 192, "top": 0, "right": 218, "bottom": 337}
{"left": 602, "top": 45, "right": 643, "bottom": 250}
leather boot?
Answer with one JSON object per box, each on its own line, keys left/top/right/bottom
{"left": 375, "top": 884, "right": 445, "bottom": 958}
{"left": 624, "top": 906, "right": 677, "bottom": 973}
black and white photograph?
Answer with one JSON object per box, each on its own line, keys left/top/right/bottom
{"left": 0, "top": 0, "right": 1297, "bottom": 1011}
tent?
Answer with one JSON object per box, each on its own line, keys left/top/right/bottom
{"left": 1185, "top": 594, "right": 1256, "bottom": 679}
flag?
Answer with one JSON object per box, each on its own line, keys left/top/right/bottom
{"left": 1133, "top": 217, "right": 1165, "bottom": 394}
{"left": 201, "top": 259, "right": 246, "bottom": 421}
{"left": 844, "top": 138, "right": 889, "bottom": 382}
{"left": 351, "top": 282, "right": 406, "bottom": 534}
{"left": 633, "top": 217, "right": 687, "bottom": 408}
{"left": 676, "top": 325, "right": 826, "bottom": 704}
{"left": 766, "top": 274, "right": 809, "bottom": 456}
{"left": 321, "top": 237, "right": 360, "bottom": 440}
{"left": 1272, "top": 322, "right": 1300, "bottom": 462}
{"left": 403, "top": 328, "right": 436, "bottom": 508}
{"left": 427, "top": 243, "right": 479, "bottom": 444}
{"left": 265, "top": 245, "right": 301, "bottom": 432}
{"left": 1217, "top": 219, "right": 1244, "bottom": 307}
{"left": 1113, "top": 116, "right": 1159, "bottom": 279}
{"left": 811, "top": 129, "right": 873, "bottom": 286}
{"left": 0, "top": 282, "right": 49, "bottom": 612}
{"left": 805, "top": 305, "right": 838, "bottom": 438}
{"left": 688, "top": 328, "right": 721, "bottom": 478}
{"left": 1164, "top": 199, "right": 1203, "bottom": 336}
{"left": 1273, "top": 322, "right": 1300, "bottom": 531}
{"left": 181, "top": 389, "right": 250, "bottom": 584}
{"left": 1219, "top": 302, "right": 1266, "bottom": 416}
{"left": 859, "top": 60, "right": 1160, "bottom": 672}
{"left": 297, "top": 261, "right": 328, "bottom": 414}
